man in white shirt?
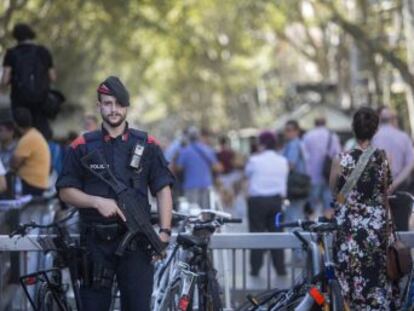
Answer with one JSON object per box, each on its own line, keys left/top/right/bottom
{"left": 245, "top": 131, "right": 289, "bottom": 276}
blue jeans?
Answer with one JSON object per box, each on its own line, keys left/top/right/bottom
{"left": 284, "top": 199, "right": 306, "bottom": 265}
{"left": 284, "top": 199, "right": 306, "bottom": 224}
{"left": 310, "top": 182, "right": 333, "bottom": 215}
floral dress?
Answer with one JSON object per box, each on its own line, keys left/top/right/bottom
{"left": 333, "top": 148, "right": 400, "bottom": 310}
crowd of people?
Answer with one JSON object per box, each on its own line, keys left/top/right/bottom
{"left": 164, "top": 106, "right": 414, "bottom": 309}
{"left": 166, "top": 107, "right": 414, "bottom": 232}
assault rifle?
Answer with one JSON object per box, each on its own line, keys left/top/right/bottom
{"left": 80, "top": 149, "right": 166, "bottom": 257}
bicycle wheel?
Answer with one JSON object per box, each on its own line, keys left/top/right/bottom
{"left": 206, "top": 275, "right": 222, "bottom": 311}
{"left": 269, "top": 293, "right": 303, "bottom": 311}
{"left": 236, "top": 288, "right": 286, "bottom": 311}
{"left": 35, "top": 282, "right": 70, "bottom": 311}
{"left": 267, "top": 287, "right": 324, "bottom": 311}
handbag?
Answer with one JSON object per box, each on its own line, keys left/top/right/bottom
{"left": 287, "top": 171, "right": 311, "bottom": 200}
{"left": 287, "top": 142, "right": 311, "bottom": 200}
{"left": 384, "top": 172, "right": 413, "bottom": 281}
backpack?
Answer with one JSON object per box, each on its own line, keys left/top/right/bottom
{"left": 12, "top": 45, "right": 49, "bottom": 106}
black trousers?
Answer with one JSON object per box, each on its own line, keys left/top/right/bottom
{"left": 390, "top": 191, "right": 412, "bottom": 232}
{"left": 80, "top": 225, "right": 154, "bottom": 311}
{"left": 247, "top": 195, "right": 285, "bottom": 275}
{"left": 11, "top": 102, "right": 52, "bottom": 140}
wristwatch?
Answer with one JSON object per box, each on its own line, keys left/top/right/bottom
{"left": 159, "top": 228, "right": 172, "bottom": 236}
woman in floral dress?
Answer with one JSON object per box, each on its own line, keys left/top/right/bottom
{"left": 329, "top": 107, "right": 399, "bottom": 310}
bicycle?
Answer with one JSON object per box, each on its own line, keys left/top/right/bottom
{"left": 10, "top": 207, "right": 83, "bottom": 311}
{"left": 393, "top": 191, "right": 414, "bottom": 310}
{"left": 152, "top": 209, "right": 242, "bottom": 311}
{"left": 237, "top": 216, "right": 345, "bottom": 311}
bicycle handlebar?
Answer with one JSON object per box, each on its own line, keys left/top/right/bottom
{"left": 9, "top": 208, "right": 78, "bottom": 237}
{"left": 150, "top": 212, "right": 189, "bottom": 225}
{"left": 172, "top": 210, "right": 241, "bottom": 223}
{"left": 275, "top": 212, "right": 338, "bottom": 232}
{"left": 222, "top": 218, "right": 243, "bottom": 224}
{"left": 278, "top": 219, "right": 315, "bottom": 229}
{"left": 293, "top": 230, "right": 309, "bottom": 248}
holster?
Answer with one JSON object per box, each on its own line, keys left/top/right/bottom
{"left": 78, "top": 222, "right": 151, "bottom": 289}
{"left": 80, "top": 260, "right": 115, "bottom": 289}
{"left": 78, "top": 223, "right": 120, "bottom": 289}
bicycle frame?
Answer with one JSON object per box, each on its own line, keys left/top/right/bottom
{"left": 153, "top": 221, "right": 190, "bottom": 311}
{"left": 261, "top": 217, "right": 343, "bottom": 311}
{"left": 153, "top": 210, "right": 240, "bottom": 311}
{"left": 177, "top": 266, "right": 198, "bottom": 311}
{"left": 295, "top": 229, "right": 342, "bottom": 310}
{"left": 305, "top": 239, "right": 323, "bottom": 280}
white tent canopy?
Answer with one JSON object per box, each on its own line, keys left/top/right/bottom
{"left": 274, "top": 103, "right": 352, "bottom": 132}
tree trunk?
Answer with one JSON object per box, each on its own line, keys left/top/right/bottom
{"left": 403, "top": 0, "right": 414, "bottom": 137}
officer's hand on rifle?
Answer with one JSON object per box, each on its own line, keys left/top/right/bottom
{"left": 93, "top": 196, "right": 127, "bottom": 222}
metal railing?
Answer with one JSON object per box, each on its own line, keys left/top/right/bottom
{"left": 2, "top": 231, "right": 414, "bottom": 310}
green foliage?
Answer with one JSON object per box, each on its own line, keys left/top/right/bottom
{"left": 1, "top": 0, "right": 286, "bottom": 133}
{"left": 0, "top": 0, "right": 411, "bottom": 135}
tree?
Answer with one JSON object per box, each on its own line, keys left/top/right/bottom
{"left": 1, "top": 0, "right": 413, "bottom": 136}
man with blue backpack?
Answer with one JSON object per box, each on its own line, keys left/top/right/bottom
{"left": 1, "top": 23, "right": 56, "bottom": 139}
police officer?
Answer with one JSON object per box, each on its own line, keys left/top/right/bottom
{"left": 56, "top": 76, "right": 174, "bottom": 311}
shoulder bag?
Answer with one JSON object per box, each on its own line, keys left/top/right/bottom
{"left": 287, "top": 142, "right": 311, "bottom": 200}
{"left": 384, "top": 166, "right": 413, "bottom": 281}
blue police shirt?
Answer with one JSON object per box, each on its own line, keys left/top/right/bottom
{"left": 56, "top": 124, "right": 174, "bottom": 222}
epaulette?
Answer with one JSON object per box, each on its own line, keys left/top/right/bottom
{"left": 148, "top": 135, "right": 159, "bottom": 145}
{"left": 70, "top": 136, "right": 86, "bottom": 149}
{"left": 129, "top": 129, "right": 148, "bottom": 144}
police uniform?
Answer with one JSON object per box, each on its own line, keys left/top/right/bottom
{"left": 56, "top": 77, "right": 174, "bottom": 311}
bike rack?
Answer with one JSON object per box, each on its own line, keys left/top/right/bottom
{"left": 3, "top": 231, "right": 414, "bottom": 310}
